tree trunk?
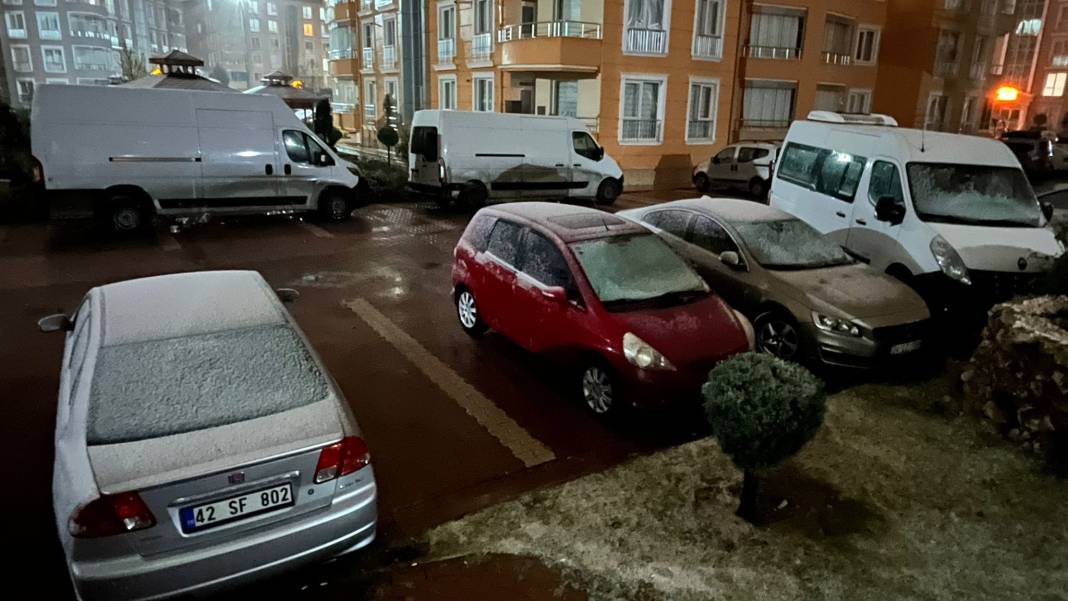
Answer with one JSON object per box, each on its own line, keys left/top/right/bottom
{"left": 737, "top": 470, "right": 759, "bottom": 523}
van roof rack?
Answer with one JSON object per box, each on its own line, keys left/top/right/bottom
{"left": 806, "top": 111, "right": 898, "bottom": 127}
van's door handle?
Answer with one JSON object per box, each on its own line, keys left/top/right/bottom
{"left": 855, "top": 218, "right": 868, "bottom": 225}
{"left": 554, "top": 163, "right": 565, "bottom": 167}
{"left": 284, "top": 164, "right": 292, "bottom": 175}
{"left": 265, "top": 164, "right": 273, "bottom": 175}
{"left": 573, "top": 164, "right": 581, "bottom": 167}
{"left": 835, "top": 211, "right": 846, "bottom": 218}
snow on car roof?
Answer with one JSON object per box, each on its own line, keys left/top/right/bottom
{"left": 97, "top": 270, "right": 287, "bottom": 347}
{"left": 490, "top": 202, "right": 645, "bottom": 242}
{"left": 675, "top": 197, "right": 794, "bottom": 223}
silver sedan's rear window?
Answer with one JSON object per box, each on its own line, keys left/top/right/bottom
{"left": 87, "top": 325, "right": 329, "bottom": 445}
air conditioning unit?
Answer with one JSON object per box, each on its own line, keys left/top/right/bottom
{"left": 807, "top": 110, "right": 898, "bottom": 127}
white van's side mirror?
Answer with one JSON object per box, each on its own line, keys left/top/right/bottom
{"left": 875, "top": 196, "right": 906, "bottom": 226}
{"left": 39, "top": 313, "right": 73, "bottom": 333}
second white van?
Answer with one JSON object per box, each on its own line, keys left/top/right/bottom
{"left": 32, "top": 85, "right": 364, "bottom": 231}
{"left": 407, "top": 110, "right": 624, "bottom": 207}
{"left": 770, "top": 111, "right": 1063, "bottom": 306}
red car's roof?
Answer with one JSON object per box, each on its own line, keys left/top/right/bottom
{"left": 485, "top": 202, "right": 646, "bottom": 243}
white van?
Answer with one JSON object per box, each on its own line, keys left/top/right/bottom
{"left": 32, "top": 85, "right": 363, "bottom": 231}
{"left": 770, "top": 111, "right": 1063, "bottom": 305}
{"left": 407, "top": 110, "right": 624, "bottom": 207}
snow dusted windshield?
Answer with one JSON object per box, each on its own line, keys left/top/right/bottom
{"left": 906, "top": 163, "right": 1043, "bottom": 227}
{"left": 733, "top": 219, "right": 854, "bottom": 269}
{"left": 571, "top": 234, "right": 707, "bottom": 307}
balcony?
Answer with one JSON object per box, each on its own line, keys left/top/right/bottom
{"left": 471, "top": 33, "right": 493, "bottom": 62}
{"left": 935, "top": 61, "right": 959, "bottom": 77}
{"left": 821, "top": 51, "right": 852, "bottom": 65}
{"left": 624, "top": 28, "right": 667, "bottom": 55}
{"left": 69, "top": 29, "right": 115, "bottom": 42}
{"left": 745, "top": 45, "right": 801, "bottom": 60}
{"left": 332, "top": 1, "right": 357, "bottom": 22}
{"left": 970, "top": 62, "right": 987, "bottom": 79}
{"left": 688, "top": 120, "right": 715, "bottom": 140}
{"left": 328, "top": 48, "right": 356, "bottom": 60}
{"left": 497, "top": 21, "right": 602, "bottom": 76}
{"left": 620, "top": 118, "right": 662, "bottom": 143}
{"left": 362, "top": 47, "right": 373, "bottom": 70}
{"left": 692, "top": 34, "right": 722, "bottom": 59}
{"left": 437, "top": 38, "right": 455, "bottom": 63}
{"left": 329, "top": 57, "right": 357, "bottom": 76}
{"left": 382, "top": 45, "right": 396, "bottom": 70}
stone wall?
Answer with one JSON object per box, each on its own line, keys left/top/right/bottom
{"left": 962, "top": 296, "right": 1068, "bottom": 463}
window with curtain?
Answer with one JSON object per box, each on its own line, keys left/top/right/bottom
{"left": 475, "top": 0, "right": 491, "bottom": 34}
{"left": 439, "top": 77, "right": 456, "bottom": 109}
{"left": 743, "top": 81, "right": 795, "bottom": 127}
{"left": 555, "top": 0, "right": 581, "bottom": 20}
{"left": 687, "top": 81, "right": 717, "bottom": 140}
{"left": 439, "top": 4, "right": 454, "bottom": 39}
{"left": 625, "top": 0, "right": 666, "bottom": 30}
{"left": 474, "top": 76, "right": 494, "bottom": 111}
{"left": 823, "top": 16, "right": 854, "bottom": 56}
{"left": 749, "top": 7, "right": 804, "bottom": 51}
{"left": 855, "top": 28, "right": 878, "bottom": 62}
{"left": 926, "top": 94, "right": 948, "bottom": 128}
{"left": 554, "top": 81, "right": 578, "bottom": 117}
{"left": 813, "top": 84, "right": 846, "bottom": 111}
{"left": 621, "top": 78, "right": 661, "bottom": 141}
{"left": 936, "top": 29, "right": 961, "bottom": 63}
{"left": 695, "top": 0, "right": 721, "bottom": 36}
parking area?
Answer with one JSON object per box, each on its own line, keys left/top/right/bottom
{"left": 1, "top": 192, "right": 707, "bottom": 599}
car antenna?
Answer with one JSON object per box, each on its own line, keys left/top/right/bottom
{"left": 921, "top": 119, "right": 927, "bottom": 153}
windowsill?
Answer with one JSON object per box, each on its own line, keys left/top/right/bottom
{"left": 618, "top": 139, "right": 663, "bottom": 146}
{"left": 467, "top": 58, "right": 494, "bottom": 68}
{"left": 433, "top": 62, "right": 456, "bottom": 71}
{"left": 691, "top": 54, "right": 722, "bottom": 62}
{"left": 685, "top": 138, "right": 717, "bottom": 145}
{"left": 622, "top": 50, "right": 668, "bottom": 58}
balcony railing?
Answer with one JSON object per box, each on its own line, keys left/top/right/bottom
{"left": 471, "top": 32, "right": 492, "bottom": 60}
{"left": 382, "top": 45, "right": 396, "bottom": 69}
{"left": 821, "top": 50, "right": 852, "bottom": 65}
{"left": 13, "top": 61, "right": 31, "bottom": 72}
{"left": 438, "top": 38, "right": 455, "bottom": 62}
{"left": 362, "top": 47, "right": 373, "bottom": 68}
{"left": 331, "top": 101, "right": 356, "bottom": 113}
{"left": 688, "top": 120, "right": 715, "bottom": 140}
{"left": 935, "top": 61, "right": 959, "bottom": 77}
{"left": 365, "top": 104, "right": 376, "bottom": 118}
{"left": 74, "top": 62, "right": 111, "bottom": 72}
{"left": 970, "top": 62, "right": 987, "bottom": 79}
{"left": 620, "top": 118, "right": 662, "bottom": 142}
{"left": 497, "top": 20, "right": 602, "bottom": 42}
{"left": 692, "top": 34, "right": 722, "bottom": 58}
{"left": 990, "top": 63, "right": 1004, "bottom": 75}
{"left": 745, "top": 45, "right": 802, "bottom": 59}
{"left": 70, "top": 29, "right": 114, "bottom": 41}
{"left": 328, "top": 48, "right": 356, "bottom": 59}
{"left": 740, "top": 118, "right": 791, "bottom": 129}
{"left": 624, "top": 27, "right": 667, "bottom": 54}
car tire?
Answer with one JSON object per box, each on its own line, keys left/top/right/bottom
{"left": 595, "top": 178, "right": 621, "bottom": 205}
{"left": 460, "top": 181, "right": 488, "bottom": 210}
{"left": 455, "top": 287, "right": 488, "bottom": 337}
{"left": 580, "top": 359, "right": 620, "bottom": 416}
{"left": 319, "top": 189, "right": 353, "bottom": 222}
{"left": 754, "top": 311, "right": 803, "bottom": 362}
{"left": 105, "top": 195, "right": 149, "bottom": 233}
{"left": 748, "top": 178, "right": 768, "bottom": 200}
{"left": 694, "top": 172, "right": 710, "bottom": 193}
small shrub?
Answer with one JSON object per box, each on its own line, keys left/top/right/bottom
{"left": 1041, "top": 248, "right": 1068, "bottom": 295}
{"left": 356, "top": 158, "right": 408, "bottom": 201}
{"left": 702, "top": 352, "right": 826, "bottom": 521}
{"left": 0, "top": 102, "right": 32, "bottom": 183}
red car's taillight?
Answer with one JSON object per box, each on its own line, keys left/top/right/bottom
{"left": 315, "top": 436, "right": 371, "bottom": 484}
{"left": 70, "top": 492, "right": 156, "bottom": 538}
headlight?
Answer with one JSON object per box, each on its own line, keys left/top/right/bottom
{"left": 930, "top": 235, "right": 971, "bottom": 285}
{"left": 622, "top": 332, "right": 675, "bottom": 371}
{"left": 812, "top": 312, "right": 862, "bottom": 337}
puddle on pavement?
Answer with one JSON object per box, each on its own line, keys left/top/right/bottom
{"left": 754, "top": 463, "right": 886, "bottom": 540}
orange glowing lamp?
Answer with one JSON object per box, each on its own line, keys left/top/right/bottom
{"left": 994, "top": 85, "right": 1021, "bottom": 102}
{"left": 291, "top": 79, "right": 304, "bottom": 89}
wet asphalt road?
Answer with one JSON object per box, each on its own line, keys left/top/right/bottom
{"left": 1, "top": 193, "right": 708, "bottom": 599}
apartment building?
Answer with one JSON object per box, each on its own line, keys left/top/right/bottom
{"left": 1027, "top": 0, "right": 1068, "bottom": 130}
{"left": 181, "top": 0, "right": 330, "bottom": 91}
{"left": 1, "top": 0, "right": 188, "bottom": 108}
{"left": 326, "top": 0, "right": 426, "bottom": 145}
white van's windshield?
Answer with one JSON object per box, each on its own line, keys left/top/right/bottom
{"left": 906, "top": 163, "right": 1043, "bottom": 228}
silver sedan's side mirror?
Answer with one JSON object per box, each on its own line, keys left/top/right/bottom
{"left": 275, "top": 288, "right": 300, "bottom": 303}
{"left": 719, "top": 251, "right": 744, "bottom": 270}
{"left": 39, "top": 313, "right": 73, "bottom": 333}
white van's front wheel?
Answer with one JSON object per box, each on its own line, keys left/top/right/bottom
{"left": 595, "top": 179, "right": 621, "bottom": 205}
{"left": 319, "top": 190, "right": 353, "bottom": 222}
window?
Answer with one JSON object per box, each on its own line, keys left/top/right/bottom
{"left": 249, "top": 17, "right": 260, "bottom": 32}
{"left": 1043, "top": 72, "right": 1067, "bottom": 96}
{"left": 855, "top": 27, "right": 879, "bottom": 63}
{"left": 944, "top": 0, "right": 962, "bottom": 9}
{"left": 5, "top": 11, "right": 26, "bottom": 37}
{"left": 777, "top": 142, "right": 865, "bottom": 201}
{"left": 713, "top": 147, "right": 735, "bottom": 164}
{"left": 742, "top": 80, "right": 795, "bottom": 128}
{"left": 1052, "top": 39, "right": 1068, "bottom": 66}
{"left": 474, "top": 0, "right": 491, "bottom": 34}
{"left": 365, "top": 80, "right": 376, "bottom": 116}
{"left": 2, "top": 0, "right": 22, "bottom": 5}
{"left": 692, "top": 0, "right": 722, "bottom": 58}
{"left": 10, "top": 45, "right": 30, "bottom": 71}
{"left": 267, "top": 1, "right": 276, "bottom": 15}
{"left": 45, "top": 77, "right": 67, "bottom": 83}
{"left": 960, "top": 95, "right": 977, "bottom": 128}
{"left": 814, "top": 84, "right": 846, "bottom": 112}
{"left": 687, "top": 80, "right": 717, "bottom": 142}
{"left": 303, "top": 22, "right": 313, "bottom": 36}
{"left": 519, "top": 231, "right": 572, "bottom": 289}
{"left": 925, "top": 94, "right": 948, "bottom": 128}
{"left": 847, "top": 89, "right": 871, "bottom": 113}
{"left": 439, "top": 76, "right": 456, "bottom": 109}
{"left": 42, "top": 46, "right": 65, "bottom": 72}
{"left": 16, "top": 79, "right": 34, "bottom": 103}
{"left": 748, "top": 6, "right": 804, "bottom": 57}
{"left": 689, "top": 216, "right": 738, "bottom": 254}
{"left": 305, "top": 41, "right": 312, "bottom": 50}
{"left": 362, "top": 22, "right": 373, "bottom": 47}
{"left": 486, "top": 220, "right": 522, "bottom": 265}
{"left": 320, "top": 7, "right": 326, "bottom": 21}
{"left": 572, "top": 131, "right": 600, "bottom": 160}
{"left": 439, "top": 3, "right": 455, "bottom": 39}
{"left": 868, "top": 161, "right": 904, "bottom": 207}
{"left": 823, "top": 16, "right": 855, "bottom": 57}
{"left": 35, "top": 11, "right": 59, "bottom": 39}
{"left": 623, "top": 0, "right": 670, "bottom": 54}
{"left": 248, "top": 0, "right": 257, "bottom": 11}
{"left": 302, "top": 5, "right": 311, "bottom": 19}
{"left": 268, "top": 19, "right": 277, "bottom": 33}
{"left": 935, "top": 29, "right": 961, "bottom": 74}
{"left": 384, "top": 17, "right": 396, "bottom": 46}
{"left": 737, "top": 147, "right": 769, "bottom": 163}
{"left": 284, "top": 130, "right": 309, "bottom": 163}
{"left": 644, "top": 210, "right": 691, "bottom": 238}
{"left": 621, "top": 77, "right": 664, "bottom": 142}
{"left": 474, "top": 74, "right": 494, "bottom": 111}
{"left": 251, "top": 36, "right": 261, "bottom": 49}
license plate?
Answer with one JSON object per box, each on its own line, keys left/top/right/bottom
{"left": 890, "top": 340, "right": 923, "bottom": 355}
{"left": 179, "top": 483, "right": 293, "bottom": 533}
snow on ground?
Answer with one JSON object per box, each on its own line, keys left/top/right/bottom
{"left": 427, "top": 379, "right": 1068, "bottom": 601}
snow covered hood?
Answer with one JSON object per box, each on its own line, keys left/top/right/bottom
{"left": 770, "top": 264, "right": 929, "bottom": 321}
{"left": 928, "top": 223, "right": 1063, "bottom": 273}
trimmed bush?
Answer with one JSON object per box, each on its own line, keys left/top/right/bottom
{"left": 702, "top": 352, "right": 826, "bottom": 521}
{"left": 356, "top": 158, "right": 408, "bottom": 201}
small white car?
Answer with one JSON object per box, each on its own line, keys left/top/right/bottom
{"left": 692, "top": 141, "right": 780, "bottom": 199}
{"left": 41, "top": 270, "right": 377, "bottom": 601}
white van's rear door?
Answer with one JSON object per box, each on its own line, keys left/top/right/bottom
{"left": 196, "top": 109, "right": 281, "bottom": 206}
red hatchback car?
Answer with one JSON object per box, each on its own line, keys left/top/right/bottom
{"left": 451, "top": 202, "right": 753, "bottom": 415}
